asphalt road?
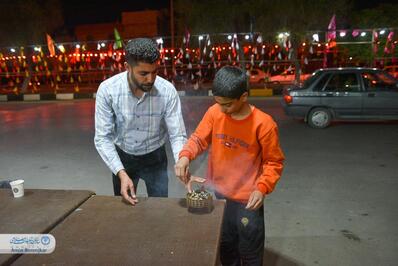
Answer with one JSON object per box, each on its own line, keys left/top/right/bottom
{"left": 0, "top": 97, "right": 397, "bottom": 266}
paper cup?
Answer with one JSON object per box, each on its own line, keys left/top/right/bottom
{"left": 10, "top": 179, "right": 24, "bottom": 198}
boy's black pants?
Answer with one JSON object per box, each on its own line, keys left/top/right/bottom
{"left": 216, "top": 192, "right": 265, "bottom": 266}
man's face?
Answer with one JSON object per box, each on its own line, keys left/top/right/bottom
{"left": 214, "top": 94, "right": 247, "bottom": 115}
{"left": 126, "top": 61, "right": 158, "bottom": 92}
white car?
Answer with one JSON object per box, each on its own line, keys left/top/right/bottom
{"left": 383, "top": 65, "right": 398, "bottom": 79}
{"left": 269, "top": 68, "right": 311, "bottom": 84}
{"left": 248, "top": 68, "right": 269, "bottom": 84}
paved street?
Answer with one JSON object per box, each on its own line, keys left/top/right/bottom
{"left": 1, "top": 97, "right": 397, "bottom": 266}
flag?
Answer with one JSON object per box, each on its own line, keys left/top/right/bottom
{"left": 183, "top": 28, "right": 191, "bottom": 47}
{"left": 114, "top": 28, "right": 123, "bottom": 49}
{"left": 352, "top": 30, "right": 360, "bottom": 37}
{"left": 46, "top": 34, "right": 56, "bottom": 56}
{"left": 327, "top": 14, "right": 336, "bottom": 42}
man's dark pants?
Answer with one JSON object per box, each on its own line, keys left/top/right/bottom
{"left": 112, "top": 145, "right": 168, "bottom": 197}
{"left": 216, "top": 192, "right": 265, "bottom": 266}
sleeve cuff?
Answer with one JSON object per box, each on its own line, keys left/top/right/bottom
{"left": 179, "top": 150, "right": 192, "bottom": 161}
{"left": 112, "top": 164, "right": 125, "bottom": 176}
{"left": 257, "top": 183, "right": 268, "bottom": 195}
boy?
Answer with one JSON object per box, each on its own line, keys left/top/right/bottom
{"left": 175, "top": 66, "right": 284, "bottom": 265}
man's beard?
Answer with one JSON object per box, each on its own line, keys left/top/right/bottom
{"left": 128, "top": 72, "right": 154, "bottom": 92}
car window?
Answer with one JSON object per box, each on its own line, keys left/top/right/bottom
{"left": 324, "top": 73, "right": 360, "bottom": 92}
{"left": 362, "top": 72, "right": 398, "bottom": 91}
{"left": 312, "top": 73, "right": 331, "bottom": 91}
{"left": 303, "top": 71, "right": 321, "bottom": 88}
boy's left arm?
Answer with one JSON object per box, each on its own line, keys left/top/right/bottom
{"left": 256, "top": 125, "right": 285, "bottom": 196}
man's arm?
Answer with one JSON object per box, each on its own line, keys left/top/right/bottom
{"left": 94, "top": 83, "right": 124, "bottom": 175}
{"left": 164, "top": 89, "right": 187, "bottom": 163}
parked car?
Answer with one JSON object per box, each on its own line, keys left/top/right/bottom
{"left": 269, "top": 68, "right": 311, "bottom": 84}
{"left": 282, "top": 67, "right": 398, "bottom": 128}
{"left": 383, "top": 65, "right": 398, "bottom": 79}
{"left": 248, "top": 68, "right": 269, "bottom": 84}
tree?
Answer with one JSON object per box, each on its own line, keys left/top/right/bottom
{"left": 0, "top": 0, "right": 64, "bottom": 47}
{"left": 174, "top": 0, "right": 353, "bottom": 80}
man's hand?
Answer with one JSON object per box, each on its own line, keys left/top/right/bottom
{"left": 245, "top": 190, "right": 264, "bottom": 210}
{"left": 174, "top": 156, "right": 190, "bottom": 184}
{"left": 118, "top": 170, "right": 138, "bottom": 206}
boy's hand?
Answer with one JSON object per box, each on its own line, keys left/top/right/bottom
{"left": 186, "top": 176, "right": 206, "bottom": 193}
{"left": 245, "top": 190, "right": 264, "bottom": 210}
{"left": 174, "top": 156, "right": 190, "bottom": 183}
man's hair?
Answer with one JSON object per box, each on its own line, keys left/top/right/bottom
{"left": 212, "top": 66, "right": 248, "bottom": 99}
{"left": 125, "top": 38, "right": 160, "bottom": 66}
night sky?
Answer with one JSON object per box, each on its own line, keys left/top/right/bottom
{"left": 61, "top": 0, "right": 169, "bottom": 27}
{"left": 61, "top": 0, "right": 397, "bottom": 27}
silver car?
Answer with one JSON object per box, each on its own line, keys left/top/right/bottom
{"left": 282, "top": 67, "right": 398, "bottom": 128}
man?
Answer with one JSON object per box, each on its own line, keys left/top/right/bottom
{"left": 95, "top": 38, "right": 187, "bottom": 205}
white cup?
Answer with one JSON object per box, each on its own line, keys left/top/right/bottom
{"left": 9, "top": 179, "right": 25, "bottom": 198}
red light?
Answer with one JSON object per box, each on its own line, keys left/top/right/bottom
{"left": 275, "top": 45, "right": 278, "bottom": 48}
{"left": 222, "top": 47, "right": 226, "bottom": 50}
{"left": 170, "top": 49, "right": 174, "bottom": 53}
{"left": 165, "top": 49, "right": 169, "bottom": 53}
{"left": 284, "top": 95, "right": 293, "bottom": 104}
{"left": 262, "top": 45, "right": 266, "bottom": 48}
{"left": 94, "top": 54, "right": 98, "bottom": 57}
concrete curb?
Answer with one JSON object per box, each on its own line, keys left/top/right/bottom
{"left": 0, "top": 89, "right": 276, "bottom": 101}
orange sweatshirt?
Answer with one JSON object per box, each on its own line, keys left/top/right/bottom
{"left": 179, "top": 104, "right": 285, "bottom": 203}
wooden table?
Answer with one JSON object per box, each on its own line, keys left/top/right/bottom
{"left": 0, "top": 189, "right": 94, "bottom": 265}
{"left": 14, "top": 196, "right": 225, "bottom": 266}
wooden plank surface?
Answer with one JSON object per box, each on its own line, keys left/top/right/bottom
{"left": 14, "top": 196, "right": 225, "bottom": 266}
{"left": 0, "top": 189, "right": 94, "bottom": 265}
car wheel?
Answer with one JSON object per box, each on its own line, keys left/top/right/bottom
{"left": 307, "top": 108, "right": 332, "bottom": 129}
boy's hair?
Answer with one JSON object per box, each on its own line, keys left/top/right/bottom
{"left": 125, "top": 38, "right": 160, "bottom": 66}
{"left": 212, "top": 66, "right": 248, "bottom": 99}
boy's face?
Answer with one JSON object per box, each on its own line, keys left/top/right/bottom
{"left": 214, "top": 93, "right": 248, "bottom": 115}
